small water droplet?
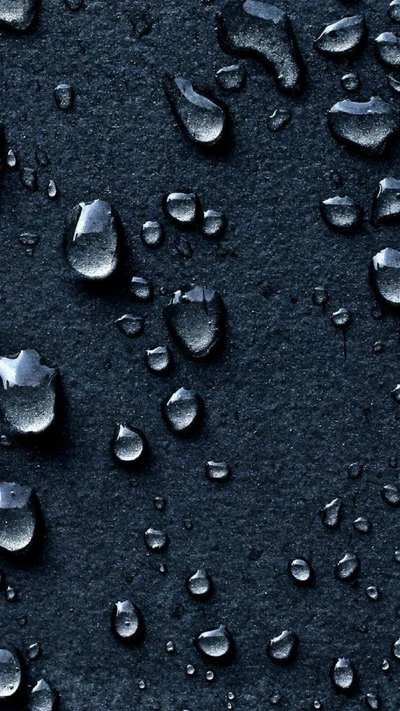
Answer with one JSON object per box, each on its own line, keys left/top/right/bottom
{"left": 373, "top": 178, "right": 400, "bottom": 224}
{"left": 163, "top": 192, "right": 200, "bottom": 226}
{"left": 164, "top": 285, "right": 225, "bottom": 359}
{"left": 0, "top": 483, "right": 39, "bottom": 554}
{"left": 267, "top": 108, "right": 291, "bottom": 132}
{"left": 373, "top": 340, "right": 384, "bottom": 354}
{"left": 348, "top": 462, "right": 363, "bottom": 479}
{"left": 138, "top": 679, "right": 146, "bottom": 690}
{"left": 267, "top": 630, "right": 297, "bottom": 663}
{"left": 111, "top": 424, "right": 147, "bottom": 467}
{"left": 164, "top": 75, "right": 227, "bottom": 146}
{"left": 353, "top": 517, "right": 371, "bottom": 534}
{"left": 314, "top": 16, "right": 366, "bottom": 56}
{"left": 186, "top": 663, "right": 196, "bottom": 676}
{"left": 54, "top": 83, "right": 74, "bottom": 111}
{"left": 331, "top": 308, "right": 351, "bottom": 327}
{"left": 162, "top": 387, "right": 204, "bottom": 434}
{"left": 328, "top": 96, "right": 398, "bottom": 156}
{"left": 140, "top": 220, "right": 164, "bottom": 248}
{"left": 206, "top": 460, "right": 230, "bottom": 481}
{"left": 366, "top": 586, "right": 380, "bottom": 601}
{"left": 47, "top": 180, "right": 57, "bottom": 199}
{"left": 288, "top": 558, "right": 313, "bottom": 584}
{"left": 130, "top": 276, "right": 153, "bottom": 302}
{"left": 322, "top": 497, "right": 342, "bottom": 528}
{"left": 381, "top": 484, "right": 400, "bottom": 506}
{"left": 195, "top": 624, "right": 234, "bottom": 662}
{"left": 393, "top": 637, "right": 400, "bottom": 659}
{"left": 215, "top": 63, "right": 246, "bottom": 91}
{"left": 331, "top": 658, "right": 356, "bottom": 691}
{"left": 111, "top": 600, "right": 144, "bottom": 642}
{"left": 166, "top": 640, "right": 175, "bottom": 653}
{"left": 381, "top": 658, "right": 390, "bottom": 672}
{"left": 375, "top": 32, "right": 400, "bottom": 68}
{"left": 145, "top": 346, "right": 173, "bottom": 375}
{"left": 335, "top": 553, "right": 360, "bottom": 581}
{"left": 341, "top": 72, "right": 361, "bottom": 93}
{"left": 0, "top": 0, "right": 38, "bottom": 30}
{"left": 26, "top": 642, "right": 41, "bottom": 661}
{"left": 20, "top": 167, "right": 37, "bottom": 191}
{"left": 372, "top": 248, "right": 400, "bottom": 305}
{"left": 6, "top": 149, "right": 17, "bottom": 169}
{"left": 30, "top": 678, "right": 57, "bottom": 711}
{"left": 144, "top": 527, "right": 169, "bottom": 552}
{"left": 115, "top": 314, "right": 145, "bottom": 338}
{"left": 6, "top": 585, "right": 17, "bottom": 602}
{"left": 186, "top": 569, "right": 213, "bottom": 598}
{"left": 206, "top": 670, "right": 215, "bottom": 681}
{"left": 321, "top": 196, "right": 363, "bottom": 231}
{"left": 202, "top": 209, "right": 226, "bottom": 238}
{"left": 365, "top": 693, "right": 380, "bottom": 710}
{"left": 313, "top": 286, "right": 329, "bottom": 306}
{"left": 395, "top": 549, "right": 400, "bottom": 562}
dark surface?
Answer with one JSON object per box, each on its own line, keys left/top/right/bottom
{"left": 0, "top": 0, "right": 400, "bottom": 709}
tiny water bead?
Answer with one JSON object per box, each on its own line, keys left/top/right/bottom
{"left": 195, "top": 624, "right": 234, "bottom": 662}
{"left": 64, "top": 199, "right": 121, "bottom": 280}
{"left": 164, "top": 75, "right": 227, "bottom": 146}
{"left": 6, "top": 585, "right": 17, "bottom": 602}
{"left": 371, "top": 248, "right": 400, "bottom": 305}
{"left": 331, "top": 308, "right": 351, "bottom": 328}
{"left": 320, "top": 195, "right": 363, "bottom": 231}
{"left": 390, "top": 0, "right": 400, "bottom": 22}
{"left": 314, "top": 15, "right": 366, "bottom": 56}
{"left": 186, "top": 663, "right": 196, "bottom": 676}
{"left": 267, "top": 108, "right": 291, "bottom": 132}
{"left": 288, "top": 558, "right": 313, "bottom": 584}
{"left": 206, "top": 670, "right": 215, "bottom": 682}
{"left": 130, "top": 276, "right": 153, "bottom": 302}
{"left": 217, "top": 0, "right": 304, "bottom": 94}
{"left": 115, "top": 314, "right": 145, "bottom": 338}
{"left": 366, "top": 586, "right": 380, "bottom": 601}
{"left": 164, "top": 285, "right": 225, "bottom": 359}
{"left": 163, "top": 192, "right": 200, "bottom": 226}
{"left": 348, "top": 461, "right": 363, "bottom": 479}
{"left": 145, "top": 346, "right": 173, "bottom": 374}
{"left": 166, "top": 640, "right": 175, "bottom": 653}
{"left": 0, "top": 0, "right": 38, "bottom": 30}
{"left": 267, "top": 630, "right": 297, "bottom": 663}
{"left": 215, "top": 63, "right": 247, "bottom": 91}
{"left": 26, "top": 642, "right": 41, "bottom": 660}
{"left": 0, "top": 349, "right": 58, "bottom": 435}
{"left": 313, "top": 286, "right": 329, "bottom": 306}
{"left": 112, "top": 424, "right": 147, "bottom": 467}
{"left": 373, "top": 177, "right": 400, "bottom": 223}
{"left": 202, "top": 209, "right": 226, "bottom": 238}
{"left": 328, "top": 97, "right": 398, "bottom": 156}
{"left": 382, "top": 659, "right": 390, "bottom": 672}
{"left": 162, "top": 387, "right": 204, "bottom": 434}
{"left": 375, "top": 32, "right": 400, "bottom": 68}
{"left": 322, "top": 497, "right": 342, "bottom": 528}
{"left": 353, "top": 517, "right": 371, "bottom": 534}
{"left": 186, "top": 569, "right": 213, "bottom": 598}
{"left": 140, "top": 220, "right": 164, "bottom": 248}
{"left": 54, "top": 83, "right": 74, "bottom": 111}
{"left": 111, "top": 600, "right": 144, "bottom": 642}
{"left": 341, "top": 72, "right": 361, "bottom": 93}
{"left": 30, "top": 679, "right": 57, "bottom": 711}
{"left": 335, "top": 553, "right": 360, "bottom": 581}
{"left": 6, "top": 149, "right": 17, "bottom": 168}
{"left": 144, "top": 527, "right": 169, "bottom": 552}
{"left": 0, "top": 483, "right": 39, "bottom": 554}
{"left": 382, "top": 484, "right": 400, "bottom": 506}
{"left": 206, "top": 461, "right": 230, "bottom": 481}
{"left": 0, "top": 647, "right": 22, "bottom": 698}
{"left": 331, "top": 658, "right": 356, "bottom": 691}
{"left": 20, "top": 167, "right": 37, "bottom": 191}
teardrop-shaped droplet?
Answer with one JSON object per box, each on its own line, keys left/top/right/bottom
{"left": 0, "top": 0, "right": 38, "bottom": 30}
{"left": 30, "top": 679, "right": 58, "bottom": 711}
{"left": 163, "top": 192, "right": 200, "bottom": 226}
{"left": 111, "top": 600, "right": 144, "bottom": 642}
{"left": 375, "top": 32, "right": 400, "bottom": 68}
{"left": 328, "top": 96, "right": 398, "bottom": 156}
{"left": 195, "top": 624, "right": 234, "bottom": 663}
{"left": 162, "top": 387, "right": 203, "bottom": 434}
{"left": 0, "top": 483, "right": 39, "bottom": 554}
{"left": 54, "top": 83, "right": 74, "bottom": 111}
{"left": 0, "top": 647, "right": 22, "bottom": 698}
{"left": 164, "top": 75, "right": 227, "bottom": 146}
{"left": 335, "top": 553, "right": 360, "bottom": 581}
{"left": 314, "top": 16, "right": 366, "bottom": 56}
{"left": 321, "top": 195, "right": 363, "bottom": 231}
{"left": 64, "top": 199, "right": 121, "bottom": 280}
{"left": 111, "top": 424, "right": 147, "bottom": 467}
{"left": 322, "top": 497, "right": 342, "bottom": 528}
{"left": 217, "top": 0, "right": 304, "bottom": 94}
{"left": 186, "top": 569, "right": 213, "bottom": 598}
{"left": 371, "top": 247, "right": 400, "bottom": 305}
{"left": 267, "top": 630, "right": 297, "bottom": 663}
{"left": 164, "top": 285, "right": 225, "bottom": 359}
{"left": 373, "top": 177, "right": 400, "bottom": 223}
{"left": 0, "top": 349, "right": 58, "bottom": 435}
{"left": 331, "top": 658, "right": 356, "bottom": 691}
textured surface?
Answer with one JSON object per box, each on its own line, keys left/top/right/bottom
{"left": 0, "top": 0, "right": 400, "bottom": 709}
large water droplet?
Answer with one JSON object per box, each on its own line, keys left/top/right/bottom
{"left": 371, "top": 248, "right": 400, "bottom": 305}
{"left": 64, "top": 199, "right": 121, "bottom": 280}
{"left": 195, "top": 624, "right": 234, "bottom": 663}
{"left": 373, "top": 177, "right": 400, "bottom": 223}
{"left": 0, "top": 349, "right": 58, "bottom": 435}
{"left": 164, "top": 75, "right": 227, "bottom": 146}
{"left": 111, "top": 424, "right": 147, "bottom": 468}
{"left": 0, "top": 482, "right": 38, "bottom": 554}
{"left": 0, "top": 647, "right": 22, "bottom": 698}
{"left": 314, "top": 16, "right": 366, "bottom": 56}
{"left": 186, "top": 569, "right": 213, "bottom": 598}
{"left": 162, "top": 387, "right": 203, "bottom": 434}
{"left": 267, "top": 630, "right": 297, "bottom": 663}
{"left": 331, "top": 658, "right": 356, "bottom": 691}
{"left": 328, "top": 97, "right": 398, "bottom": 156}
{"left": 164, "top": 285, "right": 225, "bottom": 359}
{"left": 321, "top": 195, "right": 363, "bottom": 231}
{"left": 0, "top": 0, "right": 38, "bottom": 30}
{"left": 217, "top": 0, "right": 304, "bottom": 93}
{"left": 30, "top": 678, "right": 58, "bottom": 711}
{"left": 111, "top": 600, "right": 144, "bottom": 642}
{"left": 375, "top": 32, "right": 400, "bottom": 68}
{"left": 335, "top": 553, "right": 360, "bottom": 581}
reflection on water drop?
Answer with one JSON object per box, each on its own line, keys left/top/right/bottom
{"left": 164, "top": 192, "right": 200, "bottom": 226}
{"left": 115, "top": 314, "right": 145, "bottom": 338}
{"left": 112, "top": 424, "right": 147, "bottom": 467}
{"left": 371, "top": 248, "right": 400, "bottom": 305}
{"left": 47, "top": 180, "right": 58, "bottom": 200}
{"left": 112, "top": 600, "right": 144, "bottom": 642}
{"left": 331, "top": 658, "right": 356, "bottom": 691}
{"left": 353, "top": 517, "right": 371, "bottom": 534}
{"left": 186, "top": 569, "right": 213, "bottom": 598}
{"left": 145, "top": 346, "right": 173, "bottom": 374}
{"left": 390, "top": 0, "right": 400, "bottom": 22}
{"left": 164, "top": 75, "right": 227, "bottom": 146}
{"left": 322, "top": 497, "right": 342, "bottom": 528}
{"left": 164, "top": 285, "right": 225, "bottom": 359}
{"left": 202, "top": 209, "right": 226, "bottom": 238}
{"left": 6, "top": 149, "right": 17, "bottom": 169}
{"left": 366, "top": 586, "right": 380, "bottom": 601}
{"left": 26, "top": 642, "right": 41, "bottom": 660}
{"left": 0, "top": 0, "right": 38, "bottom": 30}
{"left": 144, "top": 527, "right": 169, "bottom": 552}
{"left": 64, "top": 199, "right": 121, "bottom": 280}
{"left": 365, "top": 693, "right": 380, "bottom": 710}
{"left": 341, "top": 72, "right": 361, "bottom": 93}
{"left": 30, "top": 678, "right": 57, "bottom": 711}
{"left": 130, "top": 276, "right": 152, "bottom": 302}
{"left": 373, "top": 177, "right": 400, "bottom": 223}
{"left": 382, "top": 484, "right": 400, "bottom": 506}
{"left": 140, "top": 220, "right": 164, "bottom": 248}
{"left": 314, "top": 16, "right": 366, "bottom": 56}
{"left": 335, "top": 553, "right": 360, "bottom": 581}
{"left": 289, "top": 558, "right": 313, "bottom": 584}
{"left": 267, "top": 630, "right": 297, "bottom": 663}
{"left": 54, "top": 83, "right": 74, "bottom": 111}
{"left": 206, "top": 460, "right": 230, "bottom": 481}
{"left": 195, "top": 624, "right": 234, "bottom": 662}
{"left": 375, "top": 32, "right": 400, "bottom": 68}
{"left": 331, "top": 308, "right": 351, "bottom": 327}
{"left": 20, "top": 167, "right": 37, "bottom": 191}
{"left": 267, "top": 108, "right": 291, "bottom": 132}
{"left": 328, "top": 97, "right": 398, "bottom": 156}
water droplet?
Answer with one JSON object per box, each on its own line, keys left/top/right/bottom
{"left": 382, "top": 658, "right": 390, "bottom": 672}
{"left": 366, "top": 586, "right": 380, "bottom": 601}
{"left": 195, "top": 624, "right": 234, "bottom": 663}
{"left": 0, "top": 0, "right": 38, "bottom": 30}
{"left": 30, "top": 678, "right": 57, "bottom": 711}
{"left": 328, "top": 96, "right": 398, "bottom": 156}
{"left": 206, "top": 670, "right": 215, "bottom": 681}
{"left": 375, "top": 32, "right": 400, "bottom": 68}
{"left": 313, "top": 701, "right": 322, "bottom": 709}
{"left": 341, "top": 72, "right": 361, "bottom": 93}
{"left": 54, "top": 83, "right": 74, "bottom": 111}
{"left": 392, "top": 384, "right": 400, "bottom": 403}
{"left": 388, "top": 72, "right": 400, "bottom": 92}
{"left": 164, "top": 285, "right": 225, "bottom": 359}
{"left": 0, "top": 483, "right": 38, "bottom": 554}
{"left": 381, "top": 484, "right": 400, "bottom": 506}
{"left": 47, "top": 180, "right": 57, "bottom": 200}
{"left": 145, "top": 346, "right": 173, "bottom": 375}
{"left": 373, "top": 177, "right": 400, "bottom": 223}
{"left": 373, "top": 340, "right": 384, "bottom": 354}
{"left": 371, "top": 248, "right": 400, "bottom": 305}
{"left": 186, "top": 569, "right": 213, "bottom": 598}
{"left": 6, "top": 149, "right": 17, "bottom": 169}
{"left": 321, "top": 196, "right": 363, "bottom": 231}
{"left": 162, "top": 387, "right": 204, "bottom": 434}
{"left": 19, "top": 233, "right": 40, "bottom": 248}
{"left": 175, "top": 235, "right": 193, "bottom": 258}
{"left": 111, "top": 600, "right": 144, "bottom": 642}
{"left": 202, "top": 209, "right": 226, "bottom": 238}
{"left": 6, "top": 585, "right": 17, "bottom": 601}
{"left": 164, "top": 75, "right": 227, "bottom": 146}
{"left": 116, "top": 314, "right": 145, "bottom": 338}
{"left": 0, "top": 349, "right": 58, "bottom": 435}
{"left": 20, "top": 167, "right": 37, "bottom": 191}
{"left": 365, "top": 693, "right": 380, "bottom": 710}
{"left": 331, "top": 658, "right": 356, "bottom": 691}
{"left": 153, "top": 496, "right": 166, "bottom": 511}
{"left": 186, "top": 663, "right": 196, "bottom": 676}
{"left": 0, "top": 647, "right": 21, "bottom": 698}
{"left": 348, "top": 461, "right": 363, "bottom": 479}
{"left": 215, "top": 63, "right": 247, "bottom": 91}
{"left": 331, "top": 308, "right": 351, "bottom": 328}
{"left": 163, "top": 192, "right": 200, "bottom": 226}
{"left": 267, "top": 108, "right": 291, "bottom": 132}
{"left": 166, "top": 640, "right": 175, "bottom": 653}
{"left": 26, "top": 642, "right": 41, "bottom": 660}
{"left": 314, "top": 15, "right": 366, "bottom": 55}
{"left": 390, "top": 0, "right": 400, "bottom": 22}
{"left": 335, "top": 553, "right": 360, "bottom": 581}
{"left": 267, "top": 630, "right": 297, "bottom": 663}
{"left": 313, "top": 286, "right": 329, "bottom": 306}
{"left": 130, "top": 276, "right": 153, "bottom": 302}
{"left": 395, "top": 549, "right": 400, "bottom": 562}
{"left": 111, "top": 424, "right": 147, "bottom": 467}
{"left": 144, "top": 527, "right": 169, "bottom": 552}
{"left": 64, "top": 199, "right": 121, "bottom": 280}
{"left": 138, "top": 679, "right": 146, "bottom": 690}
{"left": 140, "top": 220, "right": 164, "bottom": 248}
{"left": 288, "top": 558, "right": 313, "bottom": 584}
{"left": 393, "top": 637, "right": 400, "bottom": 659}
{"left": 206, "top": 460, "right": 230, "bottom": 481}
{"left": 217, "top": 0, "right": 304, "bottom": 93}
{"left": 353, "top": 517, "right": 371, "bottom": 534}
{"left": 269, "top": 692, "right": 282, "bottom": 705}
{"left": 322, "top": 497, "right": 342, "bottom": 528}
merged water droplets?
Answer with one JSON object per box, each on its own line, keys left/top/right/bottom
{"left": 267, "top": 630, "right": 297, "bottom": 663}
{"left": 217, "top": 0, "right": 304, "bottom": 93}
{"left": 0, "top": 0, "right": 38, "bottom": 30}
{"left": 0, "top": 647, "right": 22, "bottom": 698}
{"left": 371, "top": 248, "right": 400, "bottom": 305}
{"left": 195, "top": 624, "right": 234, "bottom": 663}
{"left": 64, "top": 199, "right": 120, "bottom": 280}
{"left": 314, "top": 16, "right": 366, "bottom": 56}
{"left": 162, "top": 387, "right": 203, "bottom": 434}
{"left": 331, "top": 657, "right": 356, "bottom": 691}
{"left": 0, "top": 483, "right": 39, "bottom": 554}
{"left": 111, "top": 600, "right": 144, "bottom": 642}
{"left": 373, "top": 177, "right": 400, "bottom": 223}
{"left": 375, "top": 32, "right": 400, "bottom": 68}
{"left": 328, "top": 97, "right": 398, "bottom": 156}
{"left": 111, "top": 424, "right": 147, "bottom": 468}
{"left": 164, "top": 75, "right": 227, "bottom": 146}
{"left": 186, "top": 569, "right": 213, "bottom": 598}
{"left": 30, "top": 678, "right": 57, "bottom": 711}
{"left": 321, "top": 195, "right": 363, "bottom": 231}
{"left": 164, "top": 286, "right": 225, "bottom": 359}
{"left": 0, "top": 349, "right": 58, "bottom": 435}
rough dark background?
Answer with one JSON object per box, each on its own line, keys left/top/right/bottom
{"left": 0, "top": 0, "right": 399, "bottom": 709}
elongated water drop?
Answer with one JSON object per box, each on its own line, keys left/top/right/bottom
{"left": 164, "top": 75, "right": 227, "bottom": 146}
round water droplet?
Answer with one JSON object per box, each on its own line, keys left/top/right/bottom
{"left": 186, "top": 569, "right": 213, "bottom": 598}
{"left": 140, "top": 220, "right": 164, "bottom": 248}
{"left": 164, "top": 285, "right": 225, "bottom": 359}
{"left": 322, "top": 498, "right": 342, "bottom": 528}
{"left": 288, "top": 558, "right": 313, "bottom": 584}
{"left": 130, "top": 276, "right": 153, "bottom": 302}
{"left": 365, "top": 693, "right": 380, "bottom": 710}
{"left": 186, "top": 663, "right": 196, "bottom": 676}
{"left": 206, "top": 460, "right": 230, "bottom": 481}
{"left": 267, "top": 630, "right": 297, "bottom": 663}
{"left": 327, "top": 96, "right": 398, "bottom": 156}
{"left": 111, "top": 600, "right": 144, "bottom": 642}
{"left": 195, "top": 624, "right": 234, "bottom": 663}
{"left": 30, "top": 678, "right": 57, "bottom": 711}
{"left": 64, "top": 199, "right": 121, "bottom": 280}
{"left": 341, "top": 72, "right": 361, "bottom": 93}
{"left": 215, "top": 63, "right": 246, "bottom": 91}
{"left": 321, "top": 195, "right": 363, "bottom": 231}
{"left": 0, "top": 483, "right": 39, "bottom": 554}
{"left": 54, "top": 83, "right": 74, "bottom": 111}
{"left": 366, "top": 586, "right": 380, "bottom": 601}
{"left": 371, "top": 248, "right": 400, "bottom": 305}
{"left": 335, "top": 553, "right": 360, "bottom": 581}
{"left": 164, "top": 75, "right": 228, "bottom": 146}
{"left": 162, "top": 387, "right": 203, "bottom": 434}
{"left": 202, "top": 209, "right": 226, "bottom": 238}
{"left": 0, "top": 647, "right": 22, "bottom": 698}
{"left": 145, "top": 346, "right": 173, "bottom": 375}
{"left": 163, "top": 192, "right": 200, "bottom": 226}
{"left": 331, "top": 658, "right": 356, "bottom": 691}
{"left": 314, "top": 16, "right": 366, "bottom": 56}
{"left": 115, "top": 314, "right": 145, "bottom": 338}
{"left": 206, "top": 670, "right": 215, "bottom": 681}
{"left": 144, "top": 527, "right": 169, "bottom": 552}
{"left": 267, "top": 108, "right": 291, "bottom": 132}
{"left": 382, "top": 484, "right": 400, "bottom": 506}
{"left": 353, "top": 517, "right": 371, "bottom": 534}
{"left": 111, "top": 424, "right": 147, "bottom": 467}
{"left": 331, "top": 308, "right": 351, "bottom": 328}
